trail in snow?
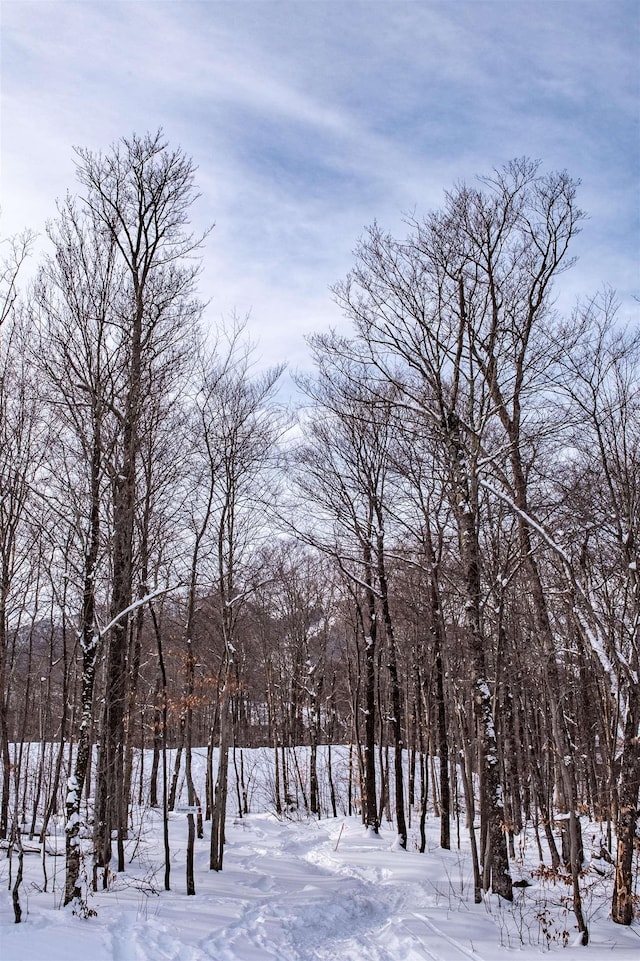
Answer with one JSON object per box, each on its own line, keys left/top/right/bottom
{"left": 1, "top": 745, "right": 639, "bottom": 960}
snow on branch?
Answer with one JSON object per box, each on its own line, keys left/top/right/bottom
{"left": 478, "top": 477, "right": 624, "bottom": 690}
{"left": 478, "top": 479, "right": 571, "bottom": 565}
{"left": 98, "top": 584, "right": 181, "bottom": 639}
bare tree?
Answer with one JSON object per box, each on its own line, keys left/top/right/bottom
{"left": 197, "top": 327, "right": 284, "bottom": 871}
{"left": 0, "top": 230, "right": 34, "bottom": 332}
{"left": 391, "top": 431, "right": 452, "bottom": 852}
{"left": 557, "top": 294, "right": 640, "bottom": 926}
{"left": 35, "top": 197, "right": 121, "bottom": 904}
{"left": 448, "top": 161, "right": 588, "bottom": 932}
{"left": 0, "top": 296, "right": 44, "bottom": 840}
{"left": 71, "top": 131, "right": 207, "bottom": 883}
{"left": 333, "top": 222, "right": 513, "bottom": 899}
{"left": 293, "top": 341, "right": 409, "bottom": 842}
{"left": 0, "top": 230, "right": 35, "bottom": 841}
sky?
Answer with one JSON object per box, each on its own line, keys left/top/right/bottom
{"left": 1, "top": 0, "right": 638, "bottom": 376}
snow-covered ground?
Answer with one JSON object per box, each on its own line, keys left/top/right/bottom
{"left": 1, "top": 747, "right": 638, "bottom": 960}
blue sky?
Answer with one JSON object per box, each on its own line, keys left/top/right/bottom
{"left": 1, "top": 1, "right": 638, "bottom": 372}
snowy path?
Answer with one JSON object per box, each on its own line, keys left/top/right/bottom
{"left": 2, "top": 811, "right": 639, "bottom": 960}
{"left": 167, "top": 816, "right": 491, "bottom": 961}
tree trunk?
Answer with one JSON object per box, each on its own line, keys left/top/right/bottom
{"left": 362, "top": 555, "right": 379, "bottom": 833}
{"left": 210, "top": 706, "right": 229, "bottom": 871}
{"left": 424, "top": 521, "right": 451, "bottom": 850}
{"left": 65, "top": 430, "right": 102, "bottom": 904}
{"left": 376, "top": 524, "right": 407, "bottom": 848}
{"left": 612, "top": 687, "right": 640, "bottom": 925}
{"left": 446, "top": 412, "right": 512, "bottom": 901}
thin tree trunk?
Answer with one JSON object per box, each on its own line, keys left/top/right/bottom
{"left": 376, "top": 523, "right": 407, "bottom": 848}
{"left": 0, "top": 587, "right": 12, "bottom": 839}
{"left": 149, "top": 603, "right": 171, "bottom": 891}
{"left": 11, "top": 826, "right": 24, "bottom": 923}
{"left": 149, "top": 674, "right": 162, "bottom": 808}
{"left": 361, "top": 560, "right": 379, "bottom": 833}
{"left": 209, "top": 706, "right": 229, "bottom": 871}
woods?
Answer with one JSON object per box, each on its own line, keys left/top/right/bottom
{"left": 0, "top": 136, "right": 638, "bottom": 939}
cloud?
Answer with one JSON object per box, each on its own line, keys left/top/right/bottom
{"left": 1, "top": 0, "right": 637, "bottom": 378}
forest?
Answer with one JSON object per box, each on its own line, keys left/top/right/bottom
{"left": 0, "top": 131, "right": 638, "bottom": 946}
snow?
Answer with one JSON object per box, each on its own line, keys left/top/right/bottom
{"left": 1, "top": 747, "right": 638, "bottom": 960}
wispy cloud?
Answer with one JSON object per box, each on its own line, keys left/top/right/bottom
{"left": 1, "top": 1, "right": 637, "bottom": 376}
